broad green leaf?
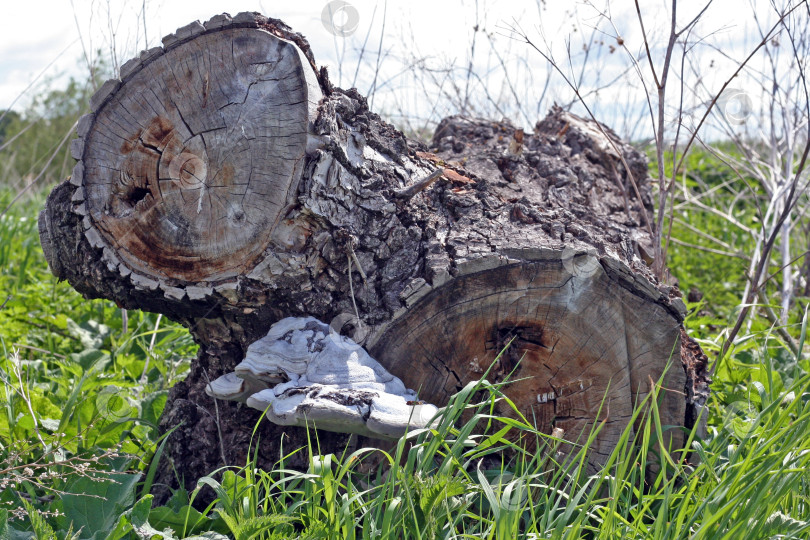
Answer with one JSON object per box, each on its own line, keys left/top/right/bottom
{"left": 58, "top": 472, "right": 140, "bottom": 537}
{"left": 70, "top": 349, "right": 110, "bottom": 372}
{"left": 150, "top": 505, "right": 228, "bottom": 536}
{"left": 141, "top": 391, "right": 168, "bottom": 428}
{"left": 66, "top": 319, "right": 112, "bottom": 351}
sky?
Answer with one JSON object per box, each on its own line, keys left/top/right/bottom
{"left": 0, "top": 0, "right": 798, "bottom": 139}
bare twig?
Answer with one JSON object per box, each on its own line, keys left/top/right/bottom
{"left": 0, "top": 122, "right": 76, "bottom": 219}
{"left": 394, "top": 169, "right": 444, "bottom": 200}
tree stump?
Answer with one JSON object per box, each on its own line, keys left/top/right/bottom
{"left": 39, "top": 12, "right": 709, "bottom": 499}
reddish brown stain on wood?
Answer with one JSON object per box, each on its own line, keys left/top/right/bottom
{"left": 120, "top": 129, "right": 142, "bottom": 154}
{"left": 142, "top": 116, "right": 175, "bottom": 148}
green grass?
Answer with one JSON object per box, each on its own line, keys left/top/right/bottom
{"left": 0, "top": 137, "right": 808, "bottom": 538}
{"left": 0, "top": 194, "right": 197, "bottom": 537}
{"left": 654, "top": 145, "right": 808, "bottom": 338}
{"left": 12, "top": 347, "right": 804, "bottom": 540}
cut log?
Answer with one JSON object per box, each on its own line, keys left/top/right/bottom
{"left": 79, "top": 18, "right": 321, "bottom": 284}
{"left": 39, "top": 12, "right": 709, "bottom": 500}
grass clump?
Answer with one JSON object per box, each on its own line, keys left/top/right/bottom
{"left": 119, "top": 338, "right": 810, "bottom": 539}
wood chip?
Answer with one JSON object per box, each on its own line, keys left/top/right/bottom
{"left": 162, "top": 284, "right": 187, "bottom": 301}
{"left": 415, "top": 151, "right": 441, "bottom": 162}
{"left": 139, "top": 47, "right": 163, "bottom": 63}
{"left": 443, "top": 168, "right": 474, "bottom": 184}
{"left": 89, "top": 79, "right": 120, "bottom": 112}
{"left": 84, "top": 227, "right": 105, "bottom": 248}
{"left": 119, "top": 57, "right": 141, "bottom": 80}
{"left": 77, "top": 114, "right": 94, "bottom": 137}
{"left": 129, "top": 273, "right": 160, "bottom": 291}
{"left": 204, "top": 13, "right": 232, "bottom": 30}
{"left": 175, "top": 21, "right": 205, "bottom": 41}
{"left": 185, "top": 285, "right": 213, "bottom": 300}
{"left": 70, "top": 162, "right": 84, "bottom": 186}
{"left": 69, "top": 139, "right": 84, "bottom": 160}
{"left": 233, "top": 11, "right": 263, "bottom": 25}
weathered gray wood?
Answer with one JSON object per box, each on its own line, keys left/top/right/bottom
{"left": 368, "top": 257, "right": 685, "bottom": 460}
{"left": 38, "top": 14, "right": 709, "bottom": 503}
{"left": 76, "top": 20, "right": 322, "bottom": 285}
{"left": 204, "top": 13, "right": 232, "bottom": 31}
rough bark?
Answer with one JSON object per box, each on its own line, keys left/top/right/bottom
{"left": 38, "top": 12, "right": 709, "bottom": 501}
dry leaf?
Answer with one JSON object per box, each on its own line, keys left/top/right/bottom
{"left": 442, "top": 168, "right": 474, "bottom": 184}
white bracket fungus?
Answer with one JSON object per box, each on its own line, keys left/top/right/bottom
{"left": 205, "top": 317, "right": 438, "bottom": 439}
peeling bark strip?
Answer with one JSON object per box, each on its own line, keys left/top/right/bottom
{"left": 39, "top": 12, "right": 709, "bottom": 499}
